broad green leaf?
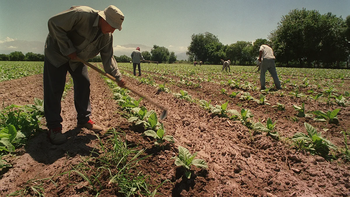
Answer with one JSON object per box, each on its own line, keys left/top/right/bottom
{"left": 148, "top": 112, "right": 158, "bottom": 129}
{"left": 221, "top": 101, "right": 228, "bottom": 111}
{"left": 128, "top": 116, "right": 139, "bottom": 122}
{"left": 7, "top": 125, "right": 17, "bottom": 142}
{"left": 253, "top": 122, "right": 270, "bottom": 132}
{"left": 192, "top": 158, "right": 208, "bottom": 169}
{"left": 163, "top": 135, "right": 175, "bottom": 143}
{"left": 305, "top": 122, "right": 318, "bottom": 137}
{"left": 144, "top": 130, "right": 159, "bottom": 139}
{"left": 0, "top": 138, "right": 15, "bottom": 152}
{"left": 330, "top": 108, "right": 340, "bottom": 119}
{"left": 157, "top": 128, "right": 165, "bottom": 138}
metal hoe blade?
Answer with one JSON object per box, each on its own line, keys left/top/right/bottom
{"left": 160, "top": 109, "right": 168, "bottom": 120}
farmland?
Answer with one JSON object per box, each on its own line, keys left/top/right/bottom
{"left": 0, "top": 61, "right": 350, "bottom": 196}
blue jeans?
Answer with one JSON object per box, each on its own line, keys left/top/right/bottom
{"left": 260, "top": 59, "right": 281, "bottom": 89}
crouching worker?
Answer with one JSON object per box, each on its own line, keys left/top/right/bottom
{"left": 221, "top": 59, "right": 231, "bottom": 72}
{"left": 44, "top": 5, "right": 126, "bottom": 144}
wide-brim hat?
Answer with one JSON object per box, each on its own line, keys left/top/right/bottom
{"left": 98, "top": 5, "right": 124, "bottom": 31}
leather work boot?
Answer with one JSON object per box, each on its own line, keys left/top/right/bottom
{"left": 78, "top": 119, "right": 104, "bottom": 133}
{"left": 48, "top": 127, "right": 67, "bottom": 145}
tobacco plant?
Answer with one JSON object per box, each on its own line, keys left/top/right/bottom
{"left": 144, "top": 123, "right": 174, "bottom": 145}
{"left": 312, "top": 108, "right": 340, "bottom": 124}
{"left": 210, "top": 101, "right": 236, "bottom": 118}
{"left": 293, "top": 103, "right": 306, "bottom": 117}
{"left": 229, "top": 108, "right": 254, "bottom": 129}
{"left": 292, "top": 122, "right": 337, "bottom": 158}
{"left": 199, "top": 100, "right": 212, "bottom": 110}
{"left": 174, "top": 90, "right": 192, "bottom": 102}
{"left": 171, "top": 146, "right": 208, "bottom": 179}
{"left": 341, "top": 131, "right": 350, "bottom": 162}
{"left": 253, "top": 118, "right": 279, "bottom": 139}
{"left": 272, "top": 102, "right": 285, "bottom": 111}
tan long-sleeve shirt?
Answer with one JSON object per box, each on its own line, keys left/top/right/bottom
{"left": 44, "top": 6, "right": 121, "bottom": 80}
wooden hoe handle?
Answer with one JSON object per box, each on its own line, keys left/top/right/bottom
{"left": 77, "top": 58, "right": 168, "bottom": 119}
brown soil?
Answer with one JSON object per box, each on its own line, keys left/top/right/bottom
{"left": 0, "top": 64, "right": 349, "bottom": 197}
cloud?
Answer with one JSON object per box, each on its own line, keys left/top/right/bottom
{"left": 0, "top": 38, "right": 44, "bottom": 54}
{"left": 0, "top": 37, "right": 15, "bottom": 44}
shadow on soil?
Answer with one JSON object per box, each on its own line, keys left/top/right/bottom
{"left": 25, "top": 128, "right": 98, "bottom": 164}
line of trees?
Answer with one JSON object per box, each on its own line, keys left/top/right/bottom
{"left": 187, "top": 9, "right": 350, "bottom": 68}
{"left": 0, "top": 51, "right": 44, "bottom": 61}
{"left": 1, "top": 45, "right": 178, "bottom": 64}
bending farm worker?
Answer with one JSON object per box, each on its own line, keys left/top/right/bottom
{"left": 131, "top": 47, "right": 145, "bottom": 76}
{"left": 221, "top": 59, "right": 231, "bottom": 72}
{"left": 258, "top": 44, "right": 281, "bottom": 90}
{"left": 44, "top": 5, "right": 126, "bottom": 145}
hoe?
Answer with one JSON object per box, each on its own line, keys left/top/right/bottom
{"left": 77, "top": 58, "right": 168, "bottom": 120}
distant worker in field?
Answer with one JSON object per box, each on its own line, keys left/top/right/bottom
{"left": 44, "top": 5, "right": 126, "bottom": 145}
{"left": 199, "top": 61, "right": 203, "bottom": 66}
{"left": 221, "top": 59, "right": 231, "bottom": 72}
{"left": 131, "top": 47, "right": 145, "bottom": 76}
{"left": 258, "top": 44, "right": 281, "bottom": 90}
{"left": 194, "top": 61, "right": 197, "bottom": 66}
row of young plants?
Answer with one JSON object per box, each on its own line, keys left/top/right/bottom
{"left": 0, "top": 98, "right": 44, "bottom": 168}
{"left": 0, "top": 61, "right": 44, "bottom": 82}
{"left": 104, "top": 78, "right": 208, "bottom": 181}
{"left": 19, "top": 74, "right": 208, "bottom": 196}
{"left": 118, "top": 63, "right": 350, "bottom": 107}
{"left": 118, "top": 67, "right": 349, "bottom": 162}
{"left": 179, "top": 89, "right": 349, "bottom": 161}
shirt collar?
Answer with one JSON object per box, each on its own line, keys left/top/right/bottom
{"left": 93, "top": 15, "right": 99, "bottom": 27}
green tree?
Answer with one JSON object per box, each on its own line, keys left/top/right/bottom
{"left": 141, "top": 51, "right": 151, "bottom": 61}
{"left": 25, "top": 52, "right": 44, "bottom": 61}
{"left": 116, "top": 55, "right": 131, "bottom": 62}
{"left": 0, "top": 54, "right": 10, "bottom": 61}
{"left": 168, "top": 52, "right": 177, "bottom": 63}
{"left": 226, "top": 41, "right": 253, "bottom": 65}
{"left": 9, "top": 51, "right": 25, "bottom": 61}
{"left": 89, "top": 56, "right": 102, "bottom": 62}
{"left": 151, "top": 45, "right": 169, "bottom": 63}
{"left": 271, "top": 9, "right": 349, "bottom": 68}
{"left": 187, "top": 32, "right": 222, "bottom": 63}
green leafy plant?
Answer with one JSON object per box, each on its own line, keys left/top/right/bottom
{"left": 293, "top": 103, "right": 306, "bottom": 117}
{"left": 229, "top": 91, "right": 238, "bottom": 98}
{"left": 341, "top": 131, "right": 350, "bottom": 162}
{"left": 174, "top": 90, "right": 192, "bottom": 102}
{"left": 311, "top": 93, "right": 323, "bottom": 101}
{"left": 158, "top": 83, "right": 170, "bottom": 93}
{"left": 253, "top": 118, "right": 279, "bottom": 139}
{"left": 229, "top": 108, "right": 254, "bottom": 128}
{"left": 335, "top": 95, "right": 346, "bottom": 106}
{"left": 199, "top": 100, "right": 212, "bottom": 110}
{"left": 171, "top": 146, "right": 208, "bottom": 179}
{"left": 272, "top": 102, "right": 285, "bottom": 111}
{"left": 291, "top": 123, "right": 337, "bottom": 158}
{"left": 240, "top": 92, "right": 254, "bottom": 101}
{"left": 255, "top": 94, "right": 269, "bottom": 105}
{"left": 210, "top": 101, "right": 236, "bottom": 118}
{"left": 220, "top": 88, "right": 227, "bottom": 95}
{"left": 144, "top": 123, "right": 174, "bottom": 145}
{"left": 312, "top": 108, "right": 341, "bottom": 124}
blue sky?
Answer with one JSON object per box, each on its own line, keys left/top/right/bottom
{"left": 0, "top": 0, "right": 349, "bottom": 59}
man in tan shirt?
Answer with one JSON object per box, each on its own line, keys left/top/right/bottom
{"left": 258, "top": 44, "right": 281, "bottom": 90}
{"left": 44, "top": 5, "right": 125, "bottom": 144}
